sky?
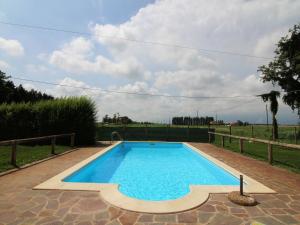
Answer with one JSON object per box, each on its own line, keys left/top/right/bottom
{"left": 0, "top": 0, "right": 300, "bottom": 124}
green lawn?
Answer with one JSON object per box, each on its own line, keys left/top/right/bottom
{"left": 213, "top": 135, "right": 300, "bottom": 173}
{"left": 0, "top": 145, "right": 71, "bottom": 173}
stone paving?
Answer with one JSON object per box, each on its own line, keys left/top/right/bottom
{"left": 0, "top": 143, "right": 300, "bottom": 225}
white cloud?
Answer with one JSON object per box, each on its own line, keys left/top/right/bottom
{"left": 42, "top": 0, "right": 300, "bottom": 123}
{"left": 0, "top": 60, "right": 10, "bottom": 70}
{"left": 254, "top": 29, "right": 289, "bottom": 57}
{"left": 46, "top": 77, "right": 180, "bottom": 122}
{"left": 41, "top": 76, "right": 297, "bottom": 124}
{"left": 49, "top": 37, "right": 145, "bottom": 78}
{"left": 154, "top": 69, "right": 273, "bottom": 100}
{"left": 91, "top": 0, "right": 299, "bottom": 123}
{"left": 0, "top": 37, "right": 24, "bottom": 56}
{"left": 48, "top": 77, "right": 99, "bottom": 97}
{"left": 49, "top": 37, "right": 94, "bottom": 73}
{"left": 92, "top": 0, "right": 300, "bottom": 65}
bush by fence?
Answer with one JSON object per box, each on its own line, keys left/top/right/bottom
{"left": 0, "top": 97, "right": 96, "bottom": 145}
{"left": 96, "top": 125, "right": 213, "bottom": 142}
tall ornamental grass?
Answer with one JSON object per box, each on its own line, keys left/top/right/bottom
{"left": 0, "top": 97, "right": 96, "bottom": 145}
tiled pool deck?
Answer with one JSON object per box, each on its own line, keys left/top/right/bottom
{"left": 0, "top": 143, "right": 299, "bottom": 225}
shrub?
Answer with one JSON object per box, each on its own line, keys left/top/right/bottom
{"left": 0, "top": 97, "right": 96, "bottom": 145}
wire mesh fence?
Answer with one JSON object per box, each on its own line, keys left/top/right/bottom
{"left": 96, "top": 125, "right": 212, "bottom": 142}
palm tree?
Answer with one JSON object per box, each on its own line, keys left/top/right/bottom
{"left": 258, "top": 91, "right": 280, "bottom": 140}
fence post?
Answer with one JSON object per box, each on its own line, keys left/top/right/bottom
{"left": 221, "top": 135, "right": 225, "bottom": 147}
{"left": 240, "top": 175, "right": 244, "bottom": 195}
{"left": 208, "top": 132, "right": 211, "bottom": 143}
{"left": 187, "top": 125, "right": 190, "bottom": 141}
{"left": 229, "top": 125, "right": 232, "bottom": 143}
{"left": 239, "top": 139, "right": 244, "bottom": 153}
{"left": 294, "top": 127, "right": 297, "bottom": 144}
{"left": 268, "top": 143, "right": 273, "bottom": 164}
{"left": 251, "top": 125, "right": 254, "bottom": 138}
{"left": 11, "top": 140, "right": 17, "bottom": 166}
{"left": 51, "top": 136, "right": 56, "bottom": 154}
{"left": 70, "top": 133, "right": 75, "bottom": 148}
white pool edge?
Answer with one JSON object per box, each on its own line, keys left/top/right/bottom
{"left": 34, "top": 141, "right": 275, "bottom": 213}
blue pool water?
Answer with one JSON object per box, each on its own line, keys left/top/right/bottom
{"left": 64, "top": 142, "right": 239, "bottom": 201}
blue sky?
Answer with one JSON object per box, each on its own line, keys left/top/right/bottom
{"left": 0, "top": 0, "right": 154, "bottom": 85}
{"left": 0, "top": 0, "right": 154, "bottom": 26}
{"left": 0, "top": 0, "right": 299, "bottom": 124}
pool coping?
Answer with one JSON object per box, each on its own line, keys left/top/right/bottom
{"left": 34, "top": 141, "right": 275, "bottom": 213}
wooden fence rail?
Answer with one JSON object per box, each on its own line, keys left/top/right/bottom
{"left": 208, "top": 125, "right": 298, "bottom": 144}
{"left": 208, "top": 131, "right": 300, "bottom": 165}
{"left": 0, "top": 133, "right": 75, "bottom": 166}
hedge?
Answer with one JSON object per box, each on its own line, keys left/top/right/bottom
{"left": 0, "top": 97, "right": 96, "bottom": 145}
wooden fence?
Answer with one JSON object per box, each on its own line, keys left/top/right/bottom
{"left": 0, "top": 133, "right": 75, "bottom": 166}
{"left": 209, "top": 125, "right": 298, "bottom": 144}
{"left": 208, "top": 131, "right": 300, "bottom": 165}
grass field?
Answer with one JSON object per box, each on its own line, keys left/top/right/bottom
{"left": 211, "top": 125, "right": 300, "bottom": 173}
{"left": 0, "top": 145, "right": 71, "bottom": 173}
{"left": 212, "top": 133, "right": 300, "bottom": 173}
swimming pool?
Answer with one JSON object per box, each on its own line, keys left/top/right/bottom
{"left": 64, "top": 142, "right": 239, "bottom": 201}
{"left": 35, "top": 141, "right": 274, "bottom": 213}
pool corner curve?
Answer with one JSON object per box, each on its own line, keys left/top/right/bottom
{"left": 99, "top": 184, "right": 210, "bottom": 213}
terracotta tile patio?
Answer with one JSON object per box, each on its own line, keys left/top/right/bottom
{"left": 0, "top": 143, "right": 299, "bottom": 225}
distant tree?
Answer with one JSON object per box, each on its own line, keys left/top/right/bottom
{"left": 0, "top": 70, "right": 53, "bottom": 103}
{"left": 102, "top": 114, "right": 109, "bottom": 123}
{"left": 258, "top": 91, "right": 280, "bottom": 139}
{"left": 236, "top": 120, "right": 244, "bottom": 126}
{"left": 172, "top": 116, "right": 214, "bottom": 125}
{"left": 112, "top": 113, "right": 117, "bottom": 123}
{"left": 258, "top": 24, "right": 300, "bottom": 116}
{"left": 243, "top": 121, "right": 249, "bottom": 126}
{"left": 102, "top": 114, "right": 133, "bottom": 124}
{"left": 0, "top": 71, "right": 15, "bottom": 103}
{"left": 206, "top": 117, "right": 214, "bottom": 125}
{"left": 119, "top": 116, "right": 132, "bottom": 124}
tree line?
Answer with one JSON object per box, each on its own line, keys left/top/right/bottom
{"left": 172, "top": 116, "right": 214, "bottom": 125}
{"left": 102, "top": 113, "right": 133, "bottom": 124}
{"left": 0, "top": 70, "right": 53, "bottom": 104}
